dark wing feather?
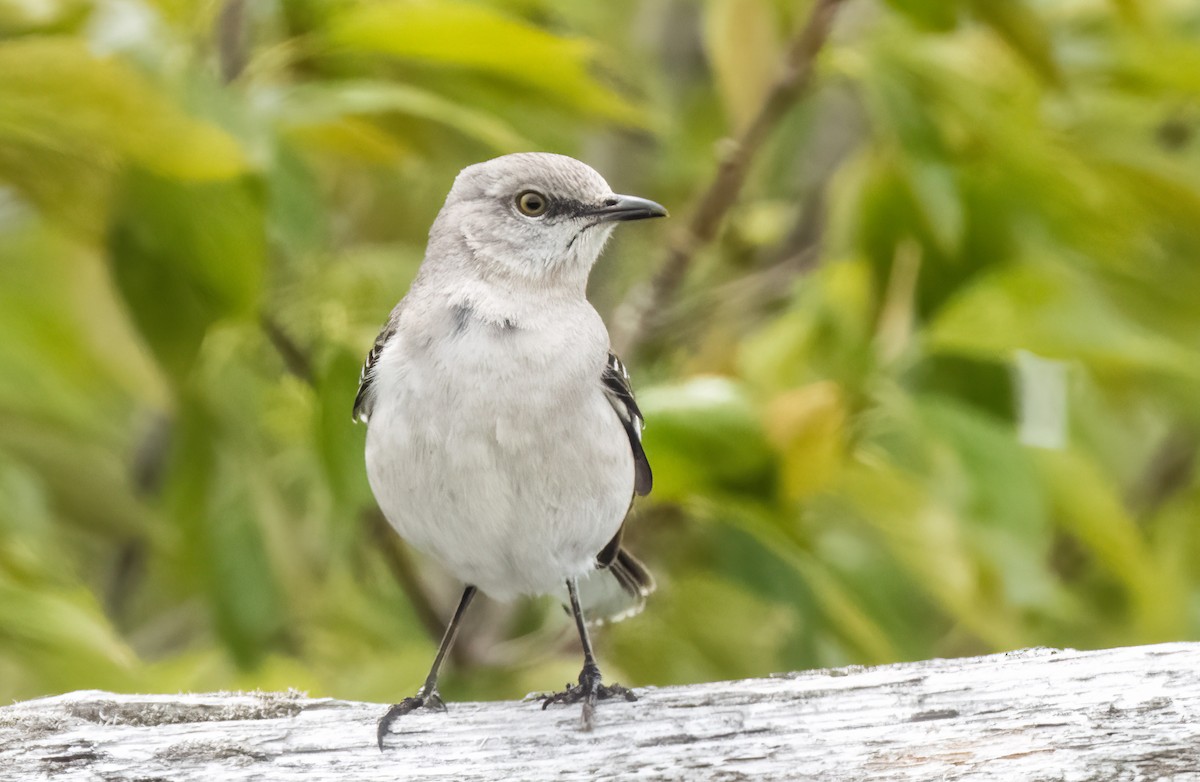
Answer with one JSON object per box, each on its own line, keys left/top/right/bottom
{"left": 352, "top": 307, "right": 401, "bottom": 424}
{"left": 593, "top": 350, "right": 656, "bottom": 608}
{"left": 601, "top": 351, "right": 652, "bottom": 496}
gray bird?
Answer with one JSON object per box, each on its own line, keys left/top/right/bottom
{"left": 354, "top": 153, "right": 666, "bottom": 747}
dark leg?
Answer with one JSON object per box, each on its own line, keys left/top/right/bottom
{"left": 540, "top": 577, "right": 636, "bottom": 730}
{"left": 377, "top": 585, "right": 477, "bottom": 749}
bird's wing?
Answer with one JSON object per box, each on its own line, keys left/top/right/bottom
{"left": 352, "top": 305, "right": 402, "bottom": 424}
{"left": 586, "top": 350, "right": 656, "bottom": 618}
{"left": 600, "top": 350, "right": 652, "bottom": 496}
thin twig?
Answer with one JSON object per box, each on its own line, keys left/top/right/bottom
{"left": 260, "top": 314, "right": 315, "bottom": 384}
{"left": 1128, "top": 429, "right": 1198, "bottom": 519}
{"left": 615, "top": 0, "right": 848, "bottom": 358}
{"left": 215, "top": 0, "right": 249, "bottom": 84}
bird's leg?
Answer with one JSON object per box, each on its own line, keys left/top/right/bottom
{"left": 377, "top": 585, "right": 477, "bottom": 749}
{"left": 540, "top": 577, "right": 636, "bottom": 730}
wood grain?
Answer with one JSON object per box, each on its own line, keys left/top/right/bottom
{"left": 3, "top": 643, "right": 1199, "bottom": 781}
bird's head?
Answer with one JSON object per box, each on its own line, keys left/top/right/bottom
{"left": 434, "top": 153, "right": 667, "bottom": 287}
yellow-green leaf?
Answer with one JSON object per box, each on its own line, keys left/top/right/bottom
{"left": 928, "top": 262, "right": 1200, "bottom": 382}
{"left": 703, "top": 0, "right": 783, "bottom": 130}
{"left": 883, "top": 0, "right": 960, "bottom": 32}
{"left": 763, "top": 381, "right": 847, "bottom": 501}
{"left": 0, "top": 37, "right": 247, "bottom": 181}
{"left": 1038, "top": 449, "right": 1184, "bottom": 641}
{"left": 108, "top": 172, "right": 266, "bottom": 383}
{"left": 326, "top": 1, "right": 642, "bottom": 126}
{"left": 966, "top": 0, "right": 1060, "bottom": 85}
{"left": 280, "top": 80, "right": 530, "bottom": 153}
{"left": 638, "top": 376, "right": 775, "bottom": 500}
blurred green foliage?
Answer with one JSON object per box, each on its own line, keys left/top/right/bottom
{"left": 1, "top": 0, "right": 1199, "bottom": 706}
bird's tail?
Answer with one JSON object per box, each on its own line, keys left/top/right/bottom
{"left": 575, "top": 548, "right": 656, "bottom": 625}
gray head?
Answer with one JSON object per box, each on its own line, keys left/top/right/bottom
{"left": 431, "top": 153, "right": 667, "bottom": 286}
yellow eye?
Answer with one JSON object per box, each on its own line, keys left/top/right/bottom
{"left": 516, "top": 190, "right": 548, "bottom": 217}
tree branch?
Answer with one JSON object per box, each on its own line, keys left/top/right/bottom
{"left": 615, "top": 0, "right": 848, "bottom": 358}
{"left": 4, "top": 643, "right": 1198, "bottom": 780}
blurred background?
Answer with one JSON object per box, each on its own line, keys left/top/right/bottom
{"left": 2, "top": 0, "right": 1199, "bottom": 706}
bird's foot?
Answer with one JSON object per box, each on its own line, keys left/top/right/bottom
{"left": 376, "top": 689, "right": 446, "bottom": 750}
{"left": 540, "top": 663, "right": 636, "bottom": 730}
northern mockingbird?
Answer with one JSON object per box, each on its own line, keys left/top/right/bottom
{"left": 354, "top": 153, "right": 666, "bottom": 747}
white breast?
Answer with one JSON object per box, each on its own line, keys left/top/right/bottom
{"left": 364, "top": 294, "right": 634, "bottom": 601}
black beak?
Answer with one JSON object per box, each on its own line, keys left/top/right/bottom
{"left": 591, "top": 194, "right": 669, "bottom": 222}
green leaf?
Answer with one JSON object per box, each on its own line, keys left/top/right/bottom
{"left": 916, "top": 397, "right": 1057, "bottom": 610}
{"left": 285, "top": 116, "right": 412, "bottom": 164}
{"left": 267, "top": 141, "right": 328, "bottom": 258}
{"left": 965, "top": 0, "right": 1060, "bottom": 84}
{"left": 0, "top": 413, "right": 154, "bottom": 538}
{"left": 831, "top": 457, "right": 1027, "bottom": 650}
{"left": 763, "top": 381, "right": 847, "bottom": 502}
{"left": 0, "top": 224, "right": 152, "bottom": 429}
{"left": 1038, "top": 449, "right": 1185, "bottom": 641}
{"left": 0, "top": 574, "right": 138, "bottom": 697}
{"left": 0, "top": 0, "right": 90, "bottom": 37}
{"left": 703, "top": 0, "right": 783, "bottom": 130}
{"left": 738, "top": 259, "right": 877, "bottom": 394}
{"left": 325, "top": 1, "right": 642, "bottom": 126}
{"left": 314, "top": 348, "right": 372, "bottom": 512}
{"left": 905, "top": 159, "right": 963, "bottom": 254}
{"left": 608, "top": 573, "right": 795, "bottom": 685}
{"left": 637, "top": 377, "right": 775, "bottom": 500}
{"left": 1112, "top": 31, "right": 1200, "bottom": 94}
{"left": 164, "top": 398, "right": 285, "bottom": 668}
{"left": 0, "top": 37, "right": 247, "bottom": 181}
{"left": 108, "top": 171, "right": 266, "bottom": 383}
{"left": 928, "top": 261, "right": 1200, "bottom": 382}
{"left": 713, "top": 498, "right": 901, "bottom": 664}
{"left": 279, "top": 80, "right": 531, "bottom": 153}
{"left": 0, "top": 37, "right": 246, "bottom": 230}
{"left": 0, "top": 458, "right": 140, "bottom": 697}
{"left": 883, "top": 0, "right": 961, "bottom": 32}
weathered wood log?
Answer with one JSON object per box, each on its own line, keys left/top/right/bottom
{"left": 2, "top": 643, "right": 1198, "bottom": 781}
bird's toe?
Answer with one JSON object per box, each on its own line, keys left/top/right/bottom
{"left": 376, "top": 691, "right": 448, "bottom": 749}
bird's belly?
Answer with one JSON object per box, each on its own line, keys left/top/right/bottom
{"left": 365, "top": 380, "right": 633, "bottom": 601}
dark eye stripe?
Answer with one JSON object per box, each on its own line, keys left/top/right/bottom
{"left": 508, "top": 194, "right": 593, "bottom": 221}
{"left": 544, "top": 197, "right": 589, "bottom": 220}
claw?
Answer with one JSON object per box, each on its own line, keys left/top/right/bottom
{"left": 376, "top": 689, "right": 446, "bottom": 750}
{"left": 538, "top": 665, "right": 636, "bottom": 730}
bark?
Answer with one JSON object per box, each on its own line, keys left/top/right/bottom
{"left": 3, "top": 643, "right": 1198, "bottom": 781}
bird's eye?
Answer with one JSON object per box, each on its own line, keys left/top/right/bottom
{"left": 516, "top": 190, "right": 548, "bottom": 217}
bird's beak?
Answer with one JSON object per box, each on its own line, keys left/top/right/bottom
{"left": 591, "top": 194, "right": 669, "bottom": 222}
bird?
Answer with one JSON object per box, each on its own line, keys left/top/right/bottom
{"left": 353, "top": 152, "right": 667, "bottom": 748}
